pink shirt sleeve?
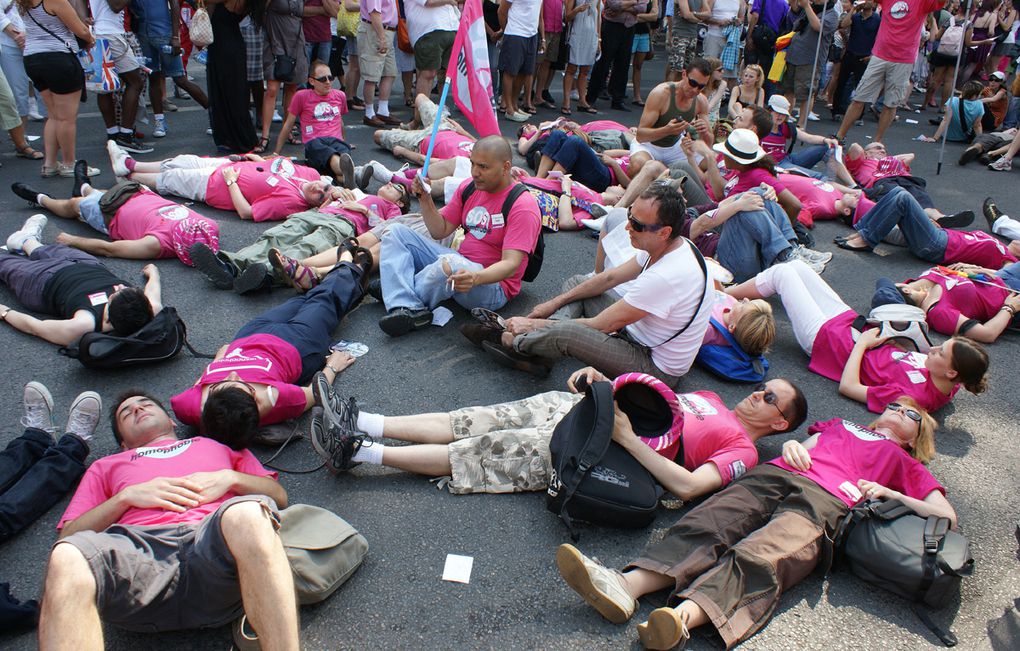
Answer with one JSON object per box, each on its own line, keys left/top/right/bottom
{"left": 707, "top": 440, "right": 758, "bottom": 486}
{"left": 58, "top": 464, "right": 111, "bottom": 530}
{"left": 170, "top": 386, "right": 202, "bottom": 426}
{"left": 288, "top": 90, "right": 306, "bottom": 117}
{"left": 232, "top": 447, "right": 279, "bottom": 480}
{"left": 266, "top": 382, "right": 310, "bottom": 423}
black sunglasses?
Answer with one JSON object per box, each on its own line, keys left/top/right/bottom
{"left": 754, "top": 383, "right": 788, "bottom": 421}
{"left": 686, "top": 76, "right": 707, "bottom": 90}
{"left": 311, "top": 74, "right": 334, "bottom": 83}
{"left": 887, "top": 402, "right": 922, "bottom": 422}
{"left": 626, "top": 208, "right": 665, "bottom": 233}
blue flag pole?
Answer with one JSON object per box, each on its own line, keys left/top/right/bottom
{"left": 421, "top": 77, "right": 452, "bottom": 178}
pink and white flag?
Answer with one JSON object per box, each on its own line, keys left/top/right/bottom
{"left": 445, "top": 0, "right": 499, "bottom": 137}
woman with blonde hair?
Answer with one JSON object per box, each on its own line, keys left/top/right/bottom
{"left": 727, "top": 63, "right": 765, "bottom": 118}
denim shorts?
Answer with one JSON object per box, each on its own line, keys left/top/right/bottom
{"left": 78, "top": 191, "right": 109, "bottom": 234}
{"left": 137, "top": 34, "right": 185, "bottom": 77}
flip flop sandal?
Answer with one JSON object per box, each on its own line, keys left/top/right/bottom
{"left": 470, "top": 307, "right": 507, "bottom": 331}
{"left": 15, "top": 145, "right": 43, "bottom": 160}
{"left": 268, "top": 247, "right": 320, "bottom": 292}
{"left": 560, "top": 107, "right": 573, "bottom": 115}
{"left": 252, "top": 137, "right": 270, "bottom": 154}
{"left": 578, "top": 105, "right": 598, "bottom": 114}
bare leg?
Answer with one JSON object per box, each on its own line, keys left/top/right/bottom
{"left": 377, "top": 76, "right": 395, "bottom": 108}
{"left": 172, "top": 75, "right": 208, "bottom": 108}
{"left": 621, "top": 567, "right": 674, "bottom": 599}
{"left": 873, "top": 106, "right": 898, "bottom": 143}
{"left": 299, "top": 247, "right": 341, "bottom": 268}
{"left": 562, "top": 64, "right": 576, "bottom": 111}
{"left": 126, "top": 172, "right": 160, "bottom": 189}
{"left": 393, "top": 144, "right": 426, "bottom": 166}
{"left": 616, "top": 160, "right": 665, "bottom": 208}
{"left": 627, "top": 150, "right": 651, "bottom": 179}
{"left": 522, "top": 74, "right": 535, "bottom": 110}
{"left": 38, "top": 195, "right": 84, "bottom": 219}
{"left": 382, "top": 412, "right": 455, "bottom": 443}
{"left": 415, "top": 68, "right": 435, "bottom": 98}
{"left": 536, "top": 154, "right": 556, "bottom": 177}
{"left": 837, "top": 101, "right": 867, "bottom": 139}
{"left": 261, "top": 80, "right": 282, "bottom": 141}
{"left": 632, "top": 52, "right": 646, "bottom": 103}
{"left": 380, "top": 444, "right": 453, "bottom": 476}
{"left": 577, "top": 66, "right": 592, "bottom": 108}
{"left": 502, "top": 73, "right": 519, "bottom": 114}
{"left": 39, "top": 543, "right": 103, "bottom": 651}
{"left": 221, "top": 502, "right": 300, "bottom": 651}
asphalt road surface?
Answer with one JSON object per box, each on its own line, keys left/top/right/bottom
{"left": 0, "top": 50, "right": 1017, "bottom": 651}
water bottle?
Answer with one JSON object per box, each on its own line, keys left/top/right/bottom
{"left": 367, "top": 204, "right": 382, "bottom": 227}
{"left": 161, "top": 44, "right": 174, "bottom": 54}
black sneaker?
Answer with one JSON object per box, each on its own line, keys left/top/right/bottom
{"left": 71, "top": 160, "right": 91, "bottom": 198}
{"left": 313, "top": 372, "right": 360, "bottom": 439}
{"left": 958, "top": 147, "right": 982, "bottom": 166}
{"left": 114, "top": 134, "right": 154, "bottom": 154}
{"left": 309, "top": 410, "right": 365, "bottom": 473}
{"left": 190, "top": 242, "right": 236, "bottom": 289}
{"left": 481, "top": 340, "right": 554, "bottom": 378}
{"left": 935, "top": 210, "right": 974, "bottom": 229}
{"left": 983, "top": 197, "right": 1003, "bottom": 232}
{"left": 366, "top": 277, "right": 383, "bottom": 302}
{"left": 338, "top": 153, "right": 356, "bottom": 190}
{"left": 234, "top": 263, "right": 271, "bottom": 294}
{"left": 542, "top": 89, "right": 555, "bottom": 105}
{"left": 460, "top": 323, "right": 504, "bottom": 349}
{"left": 378, "top": 307, "right": 433, "bottom": 337}
{"left": 11, "top": 182, "right": 42, "bottom": 206}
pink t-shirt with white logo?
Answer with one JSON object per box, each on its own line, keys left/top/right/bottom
{"left": 581, "top": 120, "right": 630, "bottom": 133}
{"left": 809, "top": 310, "right": 958, "bottom": 413}
{"left": 781, "top": 173, "right": 844, "bottom": 227}
{"left": 418, "top": 130, "right": 474, "bottom": 160}
{"left": 204, "top": 159, "right": 321, "bottom": 222}
{"left": 321, "top": 195, "right": 402, "bottom": 234}
{"left": 872, "top": 0, "right": 946, "bottom": 64}
{"left": 769, "top": 418, "right": 944, "bottom": 508}
{"left": 288, "top": 88, "right": 348, "bottom": 143}
{"left": 441, "top": 180, "right": 542, "bottom": 299}
{"left": 170, "top": 334, "right": 309, "bottom": 428}
{"left": 941, "top": 230, "right": 1017, "bottom": 268}
{"left": 914, "top": 268, "right": 1009, "bottom": 335}
{"left": 847, "top": 155, "right": 912, "bottom": 187}
{"left": 110, "top": 189, "right": 220, "bottom": 264}
{"left": 677, "top": 391, "right": 757, "bottom": 486}
{"left": 58, "top": 437, "right": 276, "bottom": 529}
{"left": 761, "top": 122, "right": 793, "bottom": 163}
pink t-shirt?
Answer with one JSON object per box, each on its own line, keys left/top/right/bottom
{"left": 288, "top": 88, "right": 348, "bottom": 143}
{"left": 170, "top": 334, "right": 309, "bottom": 428}
{"left": 204, "top": 159, "right": 321, "bottom": 222}
{"left": 677, "top": 391, "right": 758, "bottom": 486}
{"left": 761, "top": 122, "right": 792, "bottom": 163}
{"left": 780, "top": 173, "right": 844, "bottom": 227}
{"left": 873, "top": 0, "right": 947, "bottom": 64}
{"left": 542, "top": 0, "right": 563, "bottom": 31}
{"left": 915, "top": 268, "right": 1009, "bottom": 335}
{"left": 809, "top": 310, "right": 958, "bottom": 413}
{"left": 110, "top": 190, "right": 220, "bottom": 265}
{"left": 723, "top": 166, "right": 787, "bottom": 198}
{"left": 321, "top": 195, "right": 402, "bottom": 234}
{"left": 441, "top": 179, "right": 542, "bottom": 299}
{"left": 419, "top": 130, "right": 474, "bottom": 160}
{"left": 582, "top": 120, "right": 630, "bottom": 133}
{"left": 701, "top": 292, "right": 735, "bottom": 347}
{"left": 58, "top": 437, "right": 276, "bottom": 529}
{"left": 852, "top": 195, "right": 878, "bottom": 225}
{"left": 941, "top": 230, "right": 1017, "bottom": 268}
{"left": 847, "top": 155, "right": 911, "bottom": 187}
{"left": 769, "top": 418, "right": 944, "bottom": 508}
{"left": 520, "top": 176, "right": 604, "bottom": 227}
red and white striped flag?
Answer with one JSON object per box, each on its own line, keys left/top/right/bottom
{"left": 445, "top": 0, "right": 500, "bottom": 137}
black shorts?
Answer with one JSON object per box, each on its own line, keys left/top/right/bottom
{"left": 24, "top": 51, "right": 84, "bottom": 94}
{"left": 498, "top": 34, "right": 538, "bottom": 76}
{"left": 304, "top": 136, "right": 352, "bottom": 174}
{"left": 929, "top": 51, "right": 959, "bottom": 69}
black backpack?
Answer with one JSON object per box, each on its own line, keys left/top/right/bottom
{"left": 546, "top": 380, "right": 663, "bottom": 540}
{"left": 59, "top": 306, "right": 207, "bottom": 369}
{"left": 459, "top": 181, "right": 544, "bottom": 282}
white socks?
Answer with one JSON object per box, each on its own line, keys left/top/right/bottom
{"left": 365, "top": 104, "right": 376, "bottom": 119}
{"left": 352, "top": 440, "right": 384, "bottom": 464}
{"left": 357, "top": 412, "right": 384, "bottom": 439}
{"left": 378, "top": 100, "right": 390, "bottom": 116}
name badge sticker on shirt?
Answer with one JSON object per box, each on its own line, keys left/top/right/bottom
{"left": 906, "top": 370, "right": 927, "bottom": 384}
{"left": 490, "top": 212, "right": 505, "bottom": 228}
{"left": 266, "top": 176, "right": 279, "bottom": 187}
{"left": 839, "top": 481, "right": 863, "bottom": 503}
{"left": 88, "top": 291, "right": 110, "bottom": 307}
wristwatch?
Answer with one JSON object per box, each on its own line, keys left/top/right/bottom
{"left": 226, "top": 179, "right": 236, "bottom": 187}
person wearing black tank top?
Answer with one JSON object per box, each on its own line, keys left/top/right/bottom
{"left": 0, "top": 216, "right": 162, "bottom": 346}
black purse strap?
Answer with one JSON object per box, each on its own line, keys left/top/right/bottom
{"left": 26, "top": 7, "right": 76, "bottom": 54}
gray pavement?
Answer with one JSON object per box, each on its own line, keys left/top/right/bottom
{"left": 0, "top": 50, "right": 1017, "bottom": 650}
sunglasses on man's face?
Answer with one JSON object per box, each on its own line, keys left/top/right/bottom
{"left": 627, "top": 209, "right": 665, "bottom": 233}
{"left": 311, "top": 75, "right": 334, "bottom": 83}
{"left": 686, "top": 76, "right": 707, "bottom": 90}
{"left": 754, "top": 383, "right": 788, "bottom": 421}
{"left": 886, "top": 402, "right": 922, "bottom": 422}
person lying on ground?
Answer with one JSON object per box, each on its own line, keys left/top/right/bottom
{"left": 171, "top": 245, "right": 372, "bottom": 447}
{"left": 0, "top": 218, "right": 161, "bottom": 347}
{"left": 556, "top": 398, "right": 954, "bottom": 650}
{"left": 39, "top": 391, "right": 298, "bottom": 649}
{"left": 308, "top": 364, "right": 808, "bottom": 502}
{"left": 11, "top": 169, "right": 218, "bottom": 268}
{"left": 107, "top": 142, "right": 335, "bottom": 222}
{"left": 726, "top": 260, "right": 990, "bottom": 413}
{"left": 373, "top": 94, "right": 475, "bottom": 160}
{"left": 986, "top": 122, "right": 1020, "bottom": 171}
{"left": 957, "top": 126, "right": 1016, "bottom": 166}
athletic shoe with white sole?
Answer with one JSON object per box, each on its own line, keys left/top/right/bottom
{"left": 107, "top": 139, "right": 132, "bottom": 177}
{"left": 65, "top": 391, "right": 102, "bottom": 441}
{"left": 6, "top": 214, "right": 47, "bottom": 253}
{"left": 555, "top": 543, "right": 637, "bottom": 624}
{"left": 22, "top": 381, "right": 55, "bottom": 434}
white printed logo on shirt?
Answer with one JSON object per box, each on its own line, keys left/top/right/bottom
{"left": 812, "top": 180, "right": 835, "bottom": 193}
{"left": 678, "top": 393, "right": 719, "bottom": 417}
{"left": 465, "top": 206, "right": 494, "bottom": 239}
{"left": 312, "top": 101, "right": 341, "bottom": 123}
{"left": 130, "top": 438, "right": 193, "bottom": 461}
{"left": 207, "top": 347, "right": 274, "bottom": 374}
{"left": 157, "top": 205, "right": 190, "bottom": 221}
{"left": 839, "top": 480, "right": 863, "bottom": 502}
{"left": 889, "top": 1, "right": 909, "bottom": 19}
{"left": 269, "top": 157, "right": 296, "bottom": 178}
{"left": 890, "top": 350, "right": 928, "bottom": 370}
{"left": 842, "top": 420, "right": 888, "bottom": 442}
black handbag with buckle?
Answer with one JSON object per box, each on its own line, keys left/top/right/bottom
{"left": 273, "top": 54, "right": 297, "bottom": 82}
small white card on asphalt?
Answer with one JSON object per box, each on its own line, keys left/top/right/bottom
{"left": 432, "top": 306, "right": 454, "bottom": 326}
{"left": 442, "top": 554, "right": 474, "bottom": 584}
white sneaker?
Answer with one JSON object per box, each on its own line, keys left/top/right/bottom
{"left": 6, "top": 214, "right": 47, "bottom": 253}
{"left": 989, "top": 156, "right": 1013, "bottom": 171}
{"left": 22, "top": 381, "right": 55, "bottom": 434}
{"left": 368, "top": 160, "right": 396, "bottom": 183}
{"left": 580, "top": 216, "right": 606, "bottom": 231}
{"left": 153, "top": 116, "right": 167, "bottom": 138}
{"left": 570, "top": 89, "right": 579, "bottom": 100}
{"left": 792, "top": 249, "right": 826, "bottom": 273}
{"left": 796, "top": 245, "right": 832, "bottom": 264}
{"left": 27, "top": 97, "right": 44, "bottom": 121}
{"left": 272, "top": 110, "right": 283, "bottom": 123}
{"left": 807, "top": 111, "right": 820, "bottom": 121}
{"left": 65, "top": 391, "right": 102, "bottom": 441}
{"left": 505, "top": 110, "right": 530, "bottom": 122}
{"left": 556, "top": 544, "right": 637, "bottom": 624}
{"left": 59, "top": 164, "right": 99, "bottom": 178}
{"left": 107, "top": 139, "right": 131, "bottom": 177}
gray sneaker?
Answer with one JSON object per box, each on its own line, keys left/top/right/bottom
{"left": 555, "top": 543, "right": 637, "bottom": 624}
{"left": 790, "top": 247, "right": 826, "bottom": 273}
{"left": 65, "top": 391, "right": 102, "bottom": 441}
{"left": 6, "top": 214, "right": 47, "bottom": 253}
{"left": 22, "top": 381, "right": 55, "bottom": 434}
{"left": 795, "top": 245, "right": 833, "bottom": 265}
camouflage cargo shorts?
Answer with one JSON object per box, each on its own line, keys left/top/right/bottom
{"left": 446, "top": 391, "right": 582, "bottom": 494}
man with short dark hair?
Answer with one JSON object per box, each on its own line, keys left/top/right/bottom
{"left": 470, "top": 184, "right": 712, "bottom": 387}
{"left": 37, "top": 391, "right": 298, "bottom": 649}
{"left": 0, "top": 215, "right": 162, "bottom": 346}
{"left": 377, "top": 135, "right": 541, "bottom": 336}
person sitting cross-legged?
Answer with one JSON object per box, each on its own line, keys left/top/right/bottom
{"left": 37, "top": 391, "right": 298, "bottom": 649}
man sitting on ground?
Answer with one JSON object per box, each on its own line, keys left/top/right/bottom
{"left": 0, "top": 216, "right": 161, "bottom": 346}
{"left": 376, "top": 135, "right": 541, "bottom": 337}
{"left": 107, "top": 142, "right": 335, "bottom": 222}
{"left": 38, "top": 391, "right": 298, "bottom": 649}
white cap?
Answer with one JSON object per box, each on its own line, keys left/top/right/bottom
{"left": 768, "top": 95, "right": 791, "bottom": 116}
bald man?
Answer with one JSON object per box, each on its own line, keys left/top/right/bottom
{"left": 377, "top": 136, "right": 542, "bottom": 337}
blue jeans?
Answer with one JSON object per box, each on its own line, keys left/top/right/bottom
{"left": 542, "top": 130, "right": 612, "bottom": 191}
{"left": 306, "top": 41, "right": 332, "bottom": 67}
{"left": 777, "top": 144, "right": 830, "bottom": 180}
{"left": 715, "top": 199, "right": 796, "bottom": 283}
{"left": 379, "top": 223, "right": 508, "bottom": 312}
{"left": 0, "top": 43, "right": 45, "bottom": 118}
{"left": 0, "top": 428, "right": 88, "bottom": 541}
{"left": 78, "top": 191, "right": 109, "bottom": 234}
{"left": 996, "top": 261, "right": 1020, "bottom": 292}
{"left": 854, "top": 187, "right": 948, "bottom": 261}
{"left": 235, "top": 262, "right": 366, "bottom": 383}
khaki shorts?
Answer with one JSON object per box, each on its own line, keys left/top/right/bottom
{"left": 543, "top": 31, "right": 562, "bottom": 63}
{"left": 57, "top": 495, "right": 279, "bottom": 633}
{"left": 780, "top": 63, "right": 817, "bottom": 102}
{"left": 357, "top": 22, "right": 397, "bottom": 82}
{"left": 375, "top": 96, "right": 449, "bottom": 150}
{"left": 414, "top": 29, "right": 456, "bottom": 71}
{"left": 156, "top": 154, "right": 229, "bottom": 202}
{"left": 850, "top": 55, "right": 913, "bottom": 107}
{"left": 446, "top": 391, "right": 581, "bottom": 494}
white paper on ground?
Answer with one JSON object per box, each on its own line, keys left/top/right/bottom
{"left": 442, "top": 554, "right": 474, "bottom": 583}
{"left": 432, "top": 306, "right": 454, "bottom": 326}
{"left": 905, "top": 119, "right": 919, "bottom": 124}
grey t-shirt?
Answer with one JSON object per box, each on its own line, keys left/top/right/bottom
{"left": 786, "top": 5, "right": 840, "bottom": 66}
{"left": 672, "top": 0, "right": 704, "bottom": 39}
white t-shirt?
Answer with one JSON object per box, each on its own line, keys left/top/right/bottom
{"left": 623, "top": 241, "right": 713, "bottom": 377}
{"left": 505, "top": 0, "right": 542, "bottom": 37}
{"left": 706, "top": 0, "right": 740, "bottom": 37}
{"left": 405, "top": 0, "right": 460, "bottom": 45}
{"left": 89, "top": 0, "right": 125, "bottom": 35}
